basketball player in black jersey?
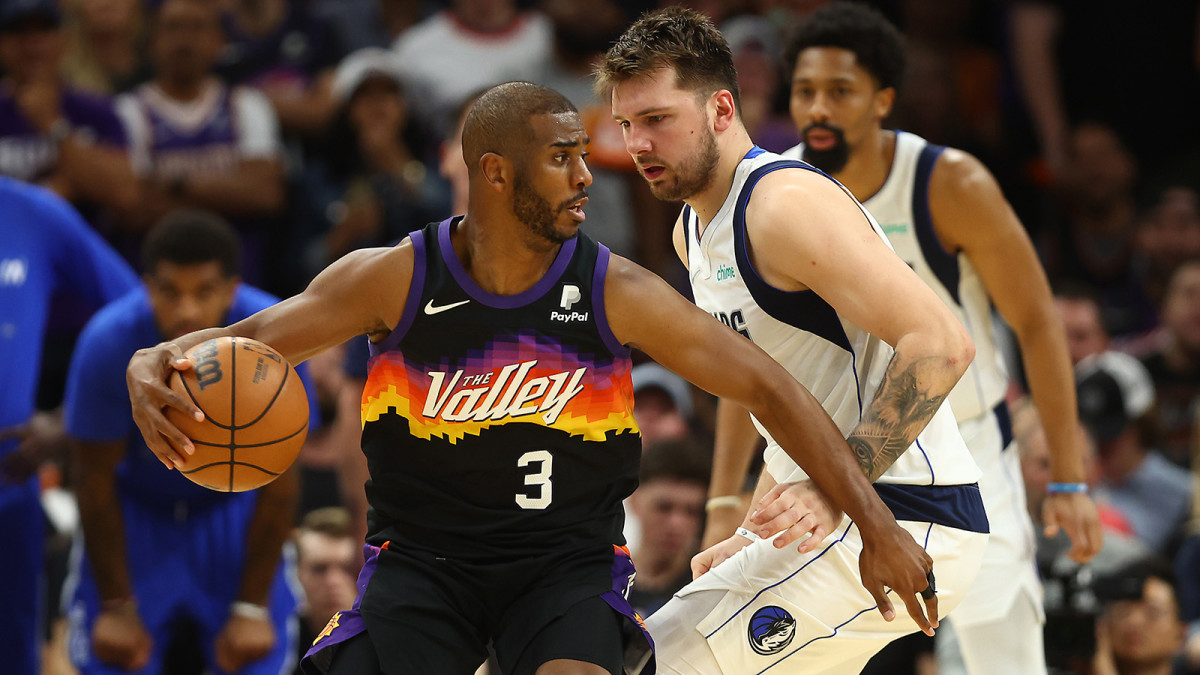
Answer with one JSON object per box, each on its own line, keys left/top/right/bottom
{"left": 126, "top": 82, "right": 936, "bottom": 675}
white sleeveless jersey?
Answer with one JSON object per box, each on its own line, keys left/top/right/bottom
{"left": 685, "top": 147, "right": 980, "bottom": 496}
{"left": 782, "top": 132, "right": 1008, "bottom": 423}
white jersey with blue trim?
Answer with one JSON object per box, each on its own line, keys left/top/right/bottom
{"left": 782, "top": 132, "right": 1007, "bottom": 423}
{"left": 685, "top": 147, "right": 979, "bottom": 488}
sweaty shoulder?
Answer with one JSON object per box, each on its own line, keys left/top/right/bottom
{"left": 330, "top": 238, "right": 417, "bottom": 338}
{"left": 927, "top": 147, "right": 1008, "bottom": 251}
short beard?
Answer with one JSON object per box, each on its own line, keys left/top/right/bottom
{"left": 800, "top": 124, "right": 850, "bottom": 174}
{"left": 651, "top": 127, "right": 719, "bottom": 202}
{"left": 513, "top": 169, "right": 575, "bottom": 245}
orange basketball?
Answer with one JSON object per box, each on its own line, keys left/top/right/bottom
{"left": 165, "top": 336, "right": 309, "bottom": 492}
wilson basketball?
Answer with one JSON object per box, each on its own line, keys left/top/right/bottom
{"left": 165, "top": 336, "right": 309, "bottom": 492}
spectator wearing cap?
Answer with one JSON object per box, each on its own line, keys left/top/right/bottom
{"left": 1055, "top": 282, "right": 1112, "bottom": 365}
{"left": 293, "top": 47, "right": 446, "bottom": 287}
{"left": 631, "top": 361, "right": 694, "bottom": 448}
{"left": 1078, "top": 351, "right": 1193, "bottom": 556}
{"left": 0, "top": 0, "right": 139, "bottom": 217}
{"left": 114, "top": 0, "right": 284, "bottom": 286}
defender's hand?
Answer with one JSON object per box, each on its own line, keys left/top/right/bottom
{"left": 92, "top": 602, "right": 153, "bottom": 671}
{"left": 1043, "top": 492, "right": 1103, "bottom": 563}
{"left": 748, "top": 480, "right": 842, "bottom": 554}
{"left": 691, "top": 534, "right": 754, "bottom": 580}
{"left": 126, "top": 343, "right": 203, "bottom": 470}
{"left": 858, "top": 524, "right": 938, "bottom": 636}
{"left": 215, "top": 614, "right": 276, "bottom": 673}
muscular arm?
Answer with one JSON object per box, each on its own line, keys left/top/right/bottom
{"left": 74, "top": 440, "right": 133, "bottom": 602}
{"left": 930, "top": 149, "right": 1100, "bottom": 559}
{"left": 745, "top": 171, "right": 974, "bottom": 482}
{"left": 235, "top": 467, "right": 299, "bottom": 605}
{"left": 1010, "top": 1, "right": 1068, "bottom": 176}
{"left": 605, "top": 255, "right": 896, "bottom": 539}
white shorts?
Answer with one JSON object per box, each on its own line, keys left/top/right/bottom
{"left": 646, "top": 517, "right": 988, "bottom": 674}
{"left": 950, "top": 404, "right": 1044, "bottom": 627}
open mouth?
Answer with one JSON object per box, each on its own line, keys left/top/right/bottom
{"left": 640, "top": 165, "right": 666, "bottom": 180}
{"left": 806, "top": 130, "right": 838, "bottom": 151}
{"left": 566, "top": 196, "right": 588, "bottom": 221}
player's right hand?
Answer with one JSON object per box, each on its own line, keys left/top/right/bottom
{"left": 857, "top": 523, "right": 938, "bottom": 636}
{"left": 126, "top": 342, "right": 203, "bottom": 471}
{"left": 748, "top": 480, "right": 842, "bottom": 554}
{"left": 691, "top": 533, "right": 754, "bottom": 579}
{"left": 92, "top": 601, "right": 153, "bottom": 671}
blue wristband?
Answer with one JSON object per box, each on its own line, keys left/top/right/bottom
{"left": 1046, "top": 482, "right": 1088, "bottom": 494}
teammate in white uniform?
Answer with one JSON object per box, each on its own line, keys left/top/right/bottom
{"left": 598, "top": 8, "right": 990, "bottom": 673}
{"left": 760, "top": 4, "right": 1101, "bottom": 673}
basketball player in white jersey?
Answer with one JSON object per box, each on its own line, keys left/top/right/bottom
{"left": 599, "top": 8, "right": 990, "bottom": 673}
{"left": 747, "top": 4, "right": 1098, "bottom": 673}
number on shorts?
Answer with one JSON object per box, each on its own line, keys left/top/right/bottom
{"left": 516, "top": 450, "right": 553, "bottom": 509}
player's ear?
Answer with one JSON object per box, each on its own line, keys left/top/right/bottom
{"left": 874, "top": 87, "right": 896, "bottom": 120}
{"left": 479, "top": 152, "right": 510, "bottom": 191}
{"left": 712, "top": 90, "right": 737, "bottom": 132}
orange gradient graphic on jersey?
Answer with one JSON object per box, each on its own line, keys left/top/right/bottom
{"left": 361, "top": 344, "right": 639, "bottom": 444}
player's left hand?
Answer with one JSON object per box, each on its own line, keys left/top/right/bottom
{"left": 0, "top": 411, "right": 68, "bottom": 483}
{"left": 858, "top": 523, "right": 938, "bottom": 636}
{"left": 215, "top": 614, "right": 276, "bottom": 673}
{"left": 1042, "top": 491, "right": 1103, "bottom": 563}
{"left": 747, "top": 480, "right": 842, "bottom": 554}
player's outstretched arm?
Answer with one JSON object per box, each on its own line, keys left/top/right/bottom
{"left": 127, "top": 244, "right": 415, "bottom": 469}
{"left": 745, "top": 171, "right": 975, "bottom": 481}
{"left": 605, "top": 255, "right": 939, "bottom": 632}
{"left": 929, "top": 148, "right": 1101, "bottom": 562}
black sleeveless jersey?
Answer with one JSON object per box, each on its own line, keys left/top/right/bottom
{"left": 359, "top": 218, "right": 642, "bottom": 561}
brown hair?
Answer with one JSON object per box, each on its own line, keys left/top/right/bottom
{"left": 297, "top": 506, "right": 354, "bottom": 540}
{"left": 594, "top": 6, "right": 740, "bottom": 112}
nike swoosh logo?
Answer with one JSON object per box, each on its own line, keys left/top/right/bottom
{"left": 424, "top": 299, "right": 470, "bottom": 315}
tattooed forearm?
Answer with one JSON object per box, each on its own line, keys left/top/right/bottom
{"left": 848, "top": 354, "right": 953, "bottom": 482}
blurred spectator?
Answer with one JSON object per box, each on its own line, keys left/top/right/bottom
{"left": 63, "top": 210, "right": 311, "bottom": 675}
{"left": 296, "top": 48, "right": 446, "bottom": 283}
{"left": 625, "top": 437, "right": 710, "bottom": 618}
{"left": 1041, "top": 122, "right": 1155, "bottom": 336}
{"left": 1092, "top": 562, "right": 1189, "bottom": 675}
{"left": 722, "top": 14, "right": 797, "bottom": 153}
{"left": 217, "top": 0, "right": 342, "bottom": 139}
{"left": 1140, "top": 260, "right": 1200, "bottom": 468}
{"left": 311, "top": 0, "right": 433, "bottom": 53}
{"left": 115, "top": 0, "right": 285, "bottom": 286}
{"left": 392, "top": 0, "right": 553, "bottom": 139}
{"left": 0, "top": 177, "right": 138, "bottom": 675}
{"left": 631, "top": 362, "right": 693, "bottom": 448}
{"left": 292, "top": 342, "right": 352, "bottom": 516}
{"left": 292, "top": 507, "right": 361, "bottom": 671}
{"left": 62, "top": 0, "right": 149, "bottom": 95}
{"left": 1054, "top": 282, "right": 1111, "bottom": 365}
{"left": 0, "top": 0, "right": 139, "bottom": 218}
{"left": 1135, "top": 188, "right": 1200, "bottom": 311}
{"left": 1077, "top": 351, "right": 1192, "bottom": 556}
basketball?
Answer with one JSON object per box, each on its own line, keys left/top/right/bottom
{"left": 165, "top": 336, "right": 309, "bottom": 492}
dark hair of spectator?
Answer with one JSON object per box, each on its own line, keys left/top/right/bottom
{"left": 593, "top": 6, "right": 741, "bottom": 111}
{"left": 141, "top": 209, "right": 241, "bottom": 278}
{"left": 323, "top": 78, "right": 428, "bottom": 181}
{"left": 781, "top": 1, "right": 906, "bottom": 92}
{"left": 639, "top": 437, "right": 712, "bottom": 488}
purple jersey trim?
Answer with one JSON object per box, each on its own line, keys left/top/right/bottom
{"left": 300, "top": 543, "right": 381, "bottom": 672}
{"left": 603, "top": 547, "right": 656, "bottom": 674}
{"left": 438, "top": 218, "right": 578, "bottom": 309}
{"left": 369, "top": 231, "right": 426, "bottom": 358}
{"left": 591, "top": 244, "right": 627, "bottom": 357}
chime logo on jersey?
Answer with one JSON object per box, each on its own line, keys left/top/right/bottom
{"left": 747, "top": 606, "right": 797, "bottom": 655}
{"left": 423, "top": 360, "right": 587, "bottom": 425}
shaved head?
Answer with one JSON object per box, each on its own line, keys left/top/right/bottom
{"left": 461, "top": 82, "right": 578, "bottom": 174}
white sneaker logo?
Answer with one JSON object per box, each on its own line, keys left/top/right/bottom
{"left": 424, "top": 299, "right": 470, "bottom": 315}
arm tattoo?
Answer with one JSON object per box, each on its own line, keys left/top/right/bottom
{"left": 848, "top": 355, "right": 951, "bottom": 482}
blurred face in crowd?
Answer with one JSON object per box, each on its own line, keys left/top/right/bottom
{"left": 1162, "top": 261, "right": 1200, "bottom": 354}
{"left": 633, "top": 388, "right": 689, "bottom": 447}
{"left": 145, "top": 261, "right": 238, "bottom": 340}
{"left": 1062, "top": 123, "right": 1136, "bottom": 210}
{"left": 1137, "top": 188, "right": 1200, "bottom": 273}
{"left": 77, "top": 0, "right": 141, "bottom": 33}
{"left": 348, "top": 76, "right": 406, "bottom": 137}
{"left": 1104, "top": 577, "right": 1185, "bottom": 670}
{"left": 509, "top": 112, "right": 592, "bottom": 246}
{"left": 152, "top": 0, "right": 223, "bottom": 87}
{"left": 612, "top": 66, "right": 720, "bottom": 202}
{"left": 295, "top": 530, "right": 360, "bottom": 626}
{"left": 0, "top": 16, "right": 64, "bottom": 84}
{"left": 629, "top": 478, "right": 706, "bottom": 559}
{"left": 1054, "top": 297, "right": 1109, "bottom": 365}
{"left": 789, "top": 47, "right": 894, "bottom": 175}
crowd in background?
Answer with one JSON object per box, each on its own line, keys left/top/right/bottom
{"left": 3, "top": 0, "right": 1199, "bottom": 673}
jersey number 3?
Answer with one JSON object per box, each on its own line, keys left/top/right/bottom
{"left": 516, "top": 450, "right": 553, "bottom": 509}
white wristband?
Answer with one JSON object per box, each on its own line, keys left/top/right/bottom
{"left": 230, "top": 601, "right": 270, "bottom": 621}
{"left": 705, "top": 495, "right": 743, "bottom": 512}
{"left": 735, "top": 526, "right": 761, "bottom": 542}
